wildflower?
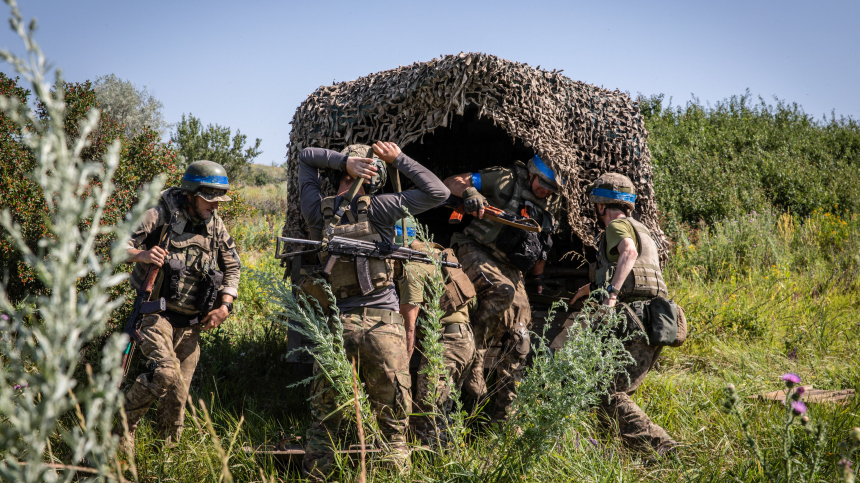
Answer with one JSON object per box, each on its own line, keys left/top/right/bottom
{"left": 800, "top": 415, "right": 809, "bottom": 426}
{"left": 791, "top": 401, "right": 807, "bottom": 415}
{"left": 792, "top": 386, "right": 806, "bottom": 400}
{"left": 13, "top": 385, "right": 20, "bottom": 390}
{"left": 782, "top": 373, "right": 801, "bottom": 388}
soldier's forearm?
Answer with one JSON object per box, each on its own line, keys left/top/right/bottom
{"left": 443, "top": 173, "right": 473, "bottom": 197}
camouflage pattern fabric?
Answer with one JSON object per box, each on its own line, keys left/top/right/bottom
{"left": 303, "top": 310, "right": 411, "bottom": 480}
{"left": 282, "top": 53, "right": 667, "bottom": 259}
{"left": 121, "top": 313, "right": 200, "bottom": 446}
{"left": 454, "top": 241, "right": 531, "bottom": 421}
{"left": 412, "top": 323, "right": 476, "bottom": 443}
{"left": 598, "top": 338, "right": 675, "bottom": 452}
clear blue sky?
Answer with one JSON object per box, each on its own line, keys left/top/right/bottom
{"left": 2, "top": 1, "right": 858, "bottom": 166}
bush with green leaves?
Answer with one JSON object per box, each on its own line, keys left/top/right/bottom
{"left": 171, "top": 112, "right": 262, "bottom": 180}
{"left": 0, "top": 2, "right": 163, "bottom": 479}
{"left": 642, "top": 92, "right": 860, "bottom": 226}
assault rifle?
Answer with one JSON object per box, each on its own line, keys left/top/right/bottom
{"left": 275, "top": 235, "right": 461, "bottom": 296}
{"left": 120, "top": 211, "right": 179, "bottom": 384}
{"left": 441, "top": 194, "right": 541, "bottom": 233}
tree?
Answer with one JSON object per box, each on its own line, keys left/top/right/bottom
{"left": 92, "top": 73, "right": 169, "bottom": 138}
{"left": 170, "top": 113, "right": 262, "bottom": 181}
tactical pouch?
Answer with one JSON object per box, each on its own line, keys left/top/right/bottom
{"left": 161, "top": 259, "right": 187, "bottom": 301}
{"left": 196, "top": 269, "right": 224, "bottom": 314}
{"left": 439, "top": 248, "right": 477, "bottom": 314}
{"left": 494, "top": 226, "right": 543, "bottom": 273}
{"left": 645, "top": 296, "right": 679, "bottom": 346}
{"left": 669, "top": 303, "right": 688, "bottom": 347}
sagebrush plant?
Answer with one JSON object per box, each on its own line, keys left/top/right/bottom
{"left": 251, "top": 268, "right": 382, "bottom": 450}
{"left": 485, "top": 296, "right": 634, "bottom": 479}
{"left": 0, "top": 1, "right": 163, "bottom": 480}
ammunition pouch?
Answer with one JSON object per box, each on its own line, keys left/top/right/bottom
{"left": 512, "top": 326, "right": 531, "bottom": 356}
{"left": 161, "top": 259, "right": 187, "bottom": 301}
{"left": 195, "top": 269, "right": 224, "bottom": 315}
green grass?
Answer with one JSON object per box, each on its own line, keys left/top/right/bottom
{"left": 120, "top": 207, "right": 860, "bottom": 482}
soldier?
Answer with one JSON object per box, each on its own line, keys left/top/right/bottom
{"left": 394, "top": 219, "right": 477, "bottom": 445}
{"left": 571, "top": 172, "right": 678, "bottom": 456}
{"left": 120, "top": 160, "right": 241, "bottom": 454}
{"left": 442, "top": 154, "right": 561, "bottom": 422}
{"left": 297, "top": 142, "right": 449, "bottom": 479}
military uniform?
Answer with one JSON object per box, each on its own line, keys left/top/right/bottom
{"left": 122, "top": 186, "right": 241, "bottom": 445}
{"left": 297, "top": 146, "right": 449, "bottom": 479}
{"left": 593, "top": 216, "right": 676, "bottom": 453}
{"left": 451, "top": 160, "right": 559, "bottom": 420}
{"left": 396, "top": 240, "right": 477, "bottom": 443}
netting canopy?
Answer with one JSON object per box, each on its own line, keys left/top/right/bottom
{"left": 282, "top": 52, "right": 664, "bottom": 252}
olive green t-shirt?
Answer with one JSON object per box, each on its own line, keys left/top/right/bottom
{"left": 605, "top": 218, "right": 640, "bottom": 263}
{"left": 397, "top": 250, "right": 475, "bottom": 325}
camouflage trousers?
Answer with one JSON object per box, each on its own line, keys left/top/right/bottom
{"left": 454, "top": 242, "right": 531, "bottom": 421}
{"left": 598, "top": 338, "right": 675, "bottom": 452}
{"left": 412, "top": 322, "right": 477, "bottom": 442}
{"left": 121, "top": 313, "right": 200, "bottom": 445}
{"left": 303, "top": 308, "right": 412, "bottom": 479}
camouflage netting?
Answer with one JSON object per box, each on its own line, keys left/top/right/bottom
{"left": 282, "top": 52, "right": 665, "bottom": 253}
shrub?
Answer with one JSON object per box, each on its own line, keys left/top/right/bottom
{"left": 642, "top": 92, "right": 860, "bottom": 225}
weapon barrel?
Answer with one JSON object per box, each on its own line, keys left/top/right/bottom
{"left": 277, "top": 236, "right": 323, "bottom": 246}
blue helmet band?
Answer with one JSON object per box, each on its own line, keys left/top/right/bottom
{"left": 532, "top": 154, "right": 560, "bottom": 184}
{"left": 183, "top": 174, "right": 229, "bottom": 185}
{"left": 591, "top": 188, "right": 637, "bottom": 203}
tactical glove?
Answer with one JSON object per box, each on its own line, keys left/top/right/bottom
{"left": 462, "top": 187, "right": 488, "bottom": 215}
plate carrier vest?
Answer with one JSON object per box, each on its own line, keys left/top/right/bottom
{"left": 319, "top": 194, "right": 394, "bottom": 299}
{"left": 130, "top": 188, "right": 222, "bottom": 315}
{"left": 594, "top": 217, "right": 667, "bottom": 302}
{"left": 463, "top": 161, "right": 558, "bottom": 254}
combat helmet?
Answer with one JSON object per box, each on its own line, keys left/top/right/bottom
{"left": 394, "top": 217, "right": 418, "bottom": 245}
{"left": 527, "top": 154, "right": 563, "bottom": 193}
{"left": 341, "top": 144, "right": 387, "bottom": 194}
{"left": 181, "top": 160, "right": 232, "bottom": 202}
{"left": 588, "top": 173, "right": 637, "bottom": 211}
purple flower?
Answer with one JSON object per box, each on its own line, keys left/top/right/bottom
{"left": 795, "top": 386, "right": 806, "bottom": 396}
{"left": 1, "top": 314, "right": 8, "bottom": 321}
{"left": 791, "top": 401, "right": 807, "bottom": 415}
{"left": 13, "top": 384, "right": 20, "bottom": 390}
{"left": 587, "top": 437, "right": 599, "bottom": 447}
{"left": 782, "top": 373, "right": 801, "bottom": 387}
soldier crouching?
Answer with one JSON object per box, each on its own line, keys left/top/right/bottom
{"left": 571, "top": 173, "right": 679, "bottom": 457}
{"left": 119, "top": 160, "right": 241, "bottom": 455}
{"left": 393, "top": 220, "right": 478, "bottom": 446}
{"left": 442, "top": 154, "right": 561, "bottom": 422}
{"left": 297, "top": 142, "right": 449, "bottom": 479}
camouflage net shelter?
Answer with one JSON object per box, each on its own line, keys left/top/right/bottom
{"left": 282, "top": 52, "right": 665, "bottom": 258}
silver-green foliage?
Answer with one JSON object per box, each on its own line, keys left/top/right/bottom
{"left": 251, "top": 270, "right": 379, "bottom": 437}
{"left": 0, "top": 2, "right": 163, "bottom": 480}
{"left": 500, "top": 295, "right": 634, "bottom": 474}
{"left": 93, "top": 73, "right": 170, "bottom": 139}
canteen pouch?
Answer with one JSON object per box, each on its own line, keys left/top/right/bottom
{"left": 161, "top": 259, "right": 187, "bottom": 301}
{"left": 196, "top": 269, "right": 224, "bottom": 314}
{"left": 646, "top": 296, "right": 679, "bottom": 346}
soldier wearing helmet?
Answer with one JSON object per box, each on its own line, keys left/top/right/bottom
{"left": 442, "top": 154, "right": 561, "bottom": 422}
{"left": 118, "top": 160, "right": 242, "bottom": 456}
{"left": 570, "top": 172, "right": 679, "bottom": 457}
{"left": 296, "top": 142, "right": 449, "bottom": 479}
